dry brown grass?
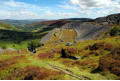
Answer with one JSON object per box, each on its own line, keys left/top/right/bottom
{"left": 7, "top": 66, "right": 64, "bottom": 80}
{"left": 85, "top": 42, "right": 113, "bottom": 51}
{"left": 38, "top": 52, "right": 54, "bottom": 59}
{"left": 61, "top": 29, "right": 77, "bottom": 42}
{"left": 93, "top": 47, "right": 120, "bottom": 76}
{"left": 65, "top": 48, "right": 78, "bottom": 55}
{"left": 0, "top": 55, "right": 25, "bottom": 71}
{"left": 62, "top": 59, "right": 98, "bottom": 69}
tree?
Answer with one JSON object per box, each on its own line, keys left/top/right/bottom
{"left": 28, "top": 40, "right": 44, "bottom": 53}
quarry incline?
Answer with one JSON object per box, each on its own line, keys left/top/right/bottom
{"left": 41, "top": 22, "right": 111, "bottom": 43}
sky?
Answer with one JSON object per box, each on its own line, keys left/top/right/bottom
{"left": 0, "top": 0, "right": 120, "bottom": 20}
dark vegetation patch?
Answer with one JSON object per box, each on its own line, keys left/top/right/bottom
{"left": 7, "top": 66, "right": 64, "bottom": 80}
{"left": 0, "top": 29, "right": 48, "bottom": 44}
{"left": 0, "top": 29, "right": 32, "bottom": 43}
{"left": 61, "top": 48, "right": 79, "bottom": 60}
{"left": 27, "top": 40, "right": 44, "bottom": 53}
{"left": 110, "top": 25, "right": 120, "bottom": 36}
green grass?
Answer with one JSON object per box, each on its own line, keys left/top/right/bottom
{"left": 0, "top": 40, "right": 28, "bottom": 49}
{"left": 0, "top": 40, "right": 40, "bottom": 49}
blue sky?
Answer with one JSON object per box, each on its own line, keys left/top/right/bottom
{"left": 0, "top": 0, "right": 120, "bottom": 19}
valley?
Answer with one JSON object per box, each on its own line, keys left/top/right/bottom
{"left": 0, "top": 13, "right": 120, "bottom": 80}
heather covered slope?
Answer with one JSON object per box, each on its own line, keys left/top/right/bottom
{"left": 31, "top": 19, "right": 70, "bottom": 27}
{"left": 0, "top": 36, "right": 120, "bottom": 80}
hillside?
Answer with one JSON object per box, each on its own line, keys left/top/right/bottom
{"left": 2, "top": 19, "right": 46, "bottom": 26}
{"left": 0, "top": 13, "right": 120, "bottom": 80}
{"left": 67, "top": 18, "right": 94, "bottom": 22}
{"left": 0, "top": 36, "right": 120, "bottom": 80}
{"left": 0, "top": 21, "right": 16, "bottom": 30}
{"left": 41, "top": 13, "right": 120, "bottom": 43}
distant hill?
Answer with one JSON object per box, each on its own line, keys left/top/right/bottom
{"left": 31, "top": 18, "right": 93, "bottom": 27}
{"left": 31, "top": 19, "right": 71, "bottom": 27}
{"left": 0, "top": 19, "right": 47, "bottom": 32}
{"left": 66, "top": 18, "right": 94, "bottom": 22}
{"left": 1, "top": 19, "right": 46, "bottom": 26}
{"left": 0, "top": 21, "right": 16, "bottom": 30}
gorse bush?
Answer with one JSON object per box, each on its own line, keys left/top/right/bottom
{"left": 110, "top": 26, "right": 120, "bottom": 36}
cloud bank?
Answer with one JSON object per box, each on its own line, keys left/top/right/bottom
{"left": 0, "top": 0, "right": 120, "bottom": 19}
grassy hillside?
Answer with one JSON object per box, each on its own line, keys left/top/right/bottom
{"left": 0, "top": 19, "right": 72, "bottom": 49}
{"left": 0, "top": 21, "right": 16, "bottom": 30}
{"left": 0, "top": 36, "right": 120, "bottom": 80}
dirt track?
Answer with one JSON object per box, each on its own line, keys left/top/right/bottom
{"left": 48, "top": 63, "right": 91, "bottom": 80}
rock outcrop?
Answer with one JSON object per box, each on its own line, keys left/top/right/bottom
{"left": 94, "top": 13, "right": 120, "bottom": 25}
{"left": 41, "top": 29, "right": 57, "bottom": 43}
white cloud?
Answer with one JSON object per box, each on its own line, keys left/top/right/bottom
{"left": 60, "top": 0, "right": 120, "bottom": 18}
{"left": 0, "top": 0, "right": 77, "bottom": 19}
{"left": 0, "top": 0, "right": 48, "bottom": 19}
{"left": 0, "top": 0, "right": 78, "bottom": 19}
{"left": 70, "top": 0, "right": 80, "bottom": 5}
{"left": 70, "top": 0, "right": 116, "bottom": 8}
{"left": 44, "top": 10, "right": 77, "bottom": 19}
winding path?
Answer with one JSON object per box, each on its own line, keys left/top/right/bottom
{"left": 48, "top": 63, "right": 91, "bottom": 80}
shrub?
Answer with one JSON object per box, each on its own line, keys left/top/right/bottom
{"left": 1, "top": 45, "right": 7, "bottom": 49}
{"left": 60, "top": 48, "right": 78, "bottom": 58}
{"left": 28, "top": 40, "right": 44, "bottom": 53}
{"left": 61, "top": 48, "right": 67, "bottom": 58}
{"left": 110, "top": 26, "right": 120, "bottom": 36}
